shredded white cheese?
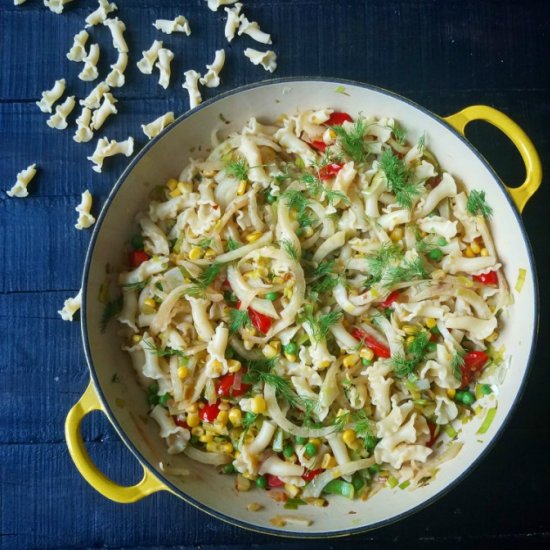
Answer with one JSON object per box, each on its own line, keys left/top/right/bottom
{"left": 199, "top": 49, "right": 226, "bottom": 88}
{"left": 91, "top": 92, "right": 118, "bottom": 130}
{"left": 74, "top": 107, "right": 94, "bottom": 143}
{"left": 44, "top": 0, "right": 73, "bottom": 14}
{"left": 224, "top": 2, "right": 242, "bottom": 42}
{"left": 6, "top": 164, "right": 37, "bottom": 198}
{"left": 66, "top": 30, "right": 90, "bottom": 62}
{"left": 80, "top": 81, "right": 110, "bottom": 110}
{"left": 155, "top": 48, "right": 174, "bottom": 89}
{"left": 182, "top": 70, "right": 202, "bottom": 109}
{"left": 79, "top": 43, "right": 101, "bottom": 81}
{"left": 86, "top": 0, "right": 117, "bottom": 27}
{"left": 46, "top": 96, "right": 76, "bottom": 130}
{"left": 141, "top": 112, "right": 175, "bottom": 140}
{"left": 137, "top": 40, "right": 163, "bottom": 75}
{"left": 88, "top": 136, "right": 134, "bottom": 173}
{"left": 58, "top": 290, "right": 82, "bottom": 322}
{"left": 153, "top": 16, "right": 191, "bottom": 36}
{"left": 206, "top": 0, "right": 238, "bottom": 11}
{"left": 238, "top": 15, "right": 272, "bottom": 44}
{"left": 105, "top": 52, "right": 128, "bottom": 88}
{"left": 103, "top": 17, "right": 128, "bottom": 53}
{"left": 244, "top": 48, "right": 277, "bottom": 72}
{"left": 36, "top": 79, "right": 66, "bottom": 114}
{"left": 75, "top": 190, "right": 96, "bottom": 230}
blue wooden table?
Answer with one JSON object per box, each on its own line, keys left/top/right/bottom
{"left": 1, "top": 1, "right": 549, "bottom": 548}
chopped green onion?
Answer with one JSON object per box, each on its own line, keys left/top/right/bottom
{"left": 445, "top": 424, "right": 458, "bottom": 439}
{"left": 272, "top": 429, "right": 284, "bottom": 452}
{"left": 386, "top": 476, "right": 399, "bottom": 489}
{"left": 399, "top": 480, "right": 410, "bottom": 490}
{"left": 352, "top": 475, "right": 365, "bottom": 492}
{"left": 368, "top": 464, "right": 381, "bottom": 475}
{"left": 295, "top": 436, "right": 308, "bottom": 445}
{"left": 437, "top": 237, "right": 448, "bottom": 246}
{"left": 481, "top": 384, "right": 492, "bottom": 395}
{"left": 178, "top": 356, "right": 189, "bottom": 366}
{"left": 322, "top": 479, "right": 355, "bottom": 499}
{"left": 158, "top": 393, "right": 172, "bottom": 407}
{"left": 265, "top": 291, "right": 278, "bottom": 302}
{"left": 361, "top": 357, "right": 372, "bottom": 367}
{"left": 284, "top": 498, "right": 307, "bottom": 510}
{"left": 266, "top": 193, "right": 277, "bottom": 204}
{"left": 477, "top": 406, "right": 497, "bottom": 434}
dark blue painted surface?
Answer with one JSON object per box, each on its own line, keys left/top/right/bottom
{"left": 1, "top": 1, "right": 549, "bottom": 549}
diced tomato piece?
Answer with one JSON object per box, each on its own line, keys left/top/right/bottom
{"left": 461, "top": 351, "right": 490, "bottom": 386}
{"left": 266, "top": 474, "right": 285, "bottom": 488}
{"left": 221, "top": 278, "right": 232, "bottom": 290}
{"left": 129, "top": 250, "right": 149, "bottom": 268}
{"left": 174, "top": 416, "right": 189, "bottom": 429}
{"left": 319, "top": 163, "right": 344, "bottom": 180}
{"left": 247, "top": 307, "right": 273, "bottom": 335}
{"left": 216, "top": 370, "right": 251, "bottom": 398}
{"left": 350, "top": 327, "right": 391, "bottom": 359}
{"left": 427, "top": 421, "right": 438, "bottom": 448}
{"left": 473, "top": 271, "right": 498, "bottom": 286}
{"left": 326, "top": 112, "right": 353, "bottom": 126}
{"left": 199, "top": 402, "right": 220, "bottom": 423}
{"left": 310, "top": 140, "right": 327, "bottom": 152}
{"left": 302, "top": 468, "right": 324, "bottom": 482}
{"left": 380, "top": 290, "right": 400, "bottom": 308}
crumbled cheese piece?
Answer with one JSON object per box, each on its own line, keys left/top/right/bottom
{"left": 75, "top": 190, "right": 96, "bottom": 229}
{"left": 141, "top": 112, "right": 175, "bottom": 139}
{"left": 155, "top": 48, "right": 174, "bottom": 89}
{"left": 137, "top": 40, "right": 163, "bottom": 75}
{"left": 153, "top": 16, "right": 191, "bottom": 36}
{"left": 238, "top": 15, "right": 272, "bottom": 44}
{"left": 58, "top": 290, "right": 82, "bottom": 322}
{"left": 86, "top": 0, "right": 117, "bottom": 27}
{"left": 105, "top": 51, "right": 128, "bottom": 88}
{"left": 6, "top": 164, "right": 37, "bottom": 198}
{"left": 182, "top": 70, "right": 202, "bottom": 109}
{"left": 199, "top": 49, "right": 226, "bottom": 88}
{"left": 88, "top": 136, "right": 134, "bottom": 173}
{"left": 224, "top": 3, "right": 242, "bottom": 42}
{"left": 206, "top": 0, "right": 238, "bottom": 11}
{"left": 244, "top": 48, "right": 277, "bottom": 72}
{"left": 74, "top": 107, "right": 94, "bottom": 143}
{"left": 91, "top": 92, "right": 118, "bottom": 130}
{"left": 79, "top": 43, "right": 101, "bottom": 81}
{"left": 67, "top": 30, "right": 89, "bottom": 62}
{"left": 103, "top": 17, "right": 128, "bottom": 53}
{"left": 46, "top": 96, "right": 76, "bottom": 130}
{"left": 80, "top": 81, "right": 110, "bottom": 109}
{"left": 44, "top": 0, "right": 73, "bottom": 14}
{"left": 36, "top": 78, "right": 66, "bottom": 113}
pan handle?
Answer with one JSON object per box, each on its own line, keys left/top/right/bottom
{"left": 443, "top": 105, "right": 542, "bottom": 213}
{"left": 65, "top": 381, "right": 167, "bottom": 503}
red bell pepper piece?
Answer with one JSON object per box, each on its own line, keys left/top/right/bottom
{"left": 302, "top": 468, "right": 324, "bottom": 482}
{"left": 174, "top": 416, "right": 189, "bottom": 429}
{"left": 326, "top": 112, "right": 353, "bottom": 126}
{"left": 247, "top": 307, "right": 272, "bottom": 334}
{"left": 216, "top": 370, "right": 251, "bottom": 398}
{"left": 310, "top": 140, "right": 327, "bottom": 152}
{"left": 129, "top": 250, "right": 149, "bottom": 268}
{"left": 199, "top": 402, "right": 220, "bottom": 423}
{"left": 380, "top": 290, "right": 400, "bottom": 308}
{"left": 461, "top": 351, "right": 490, "bottom": 386}
{"left": 350, "top": 327, "right": 391, "bottom": 359}
{"left": 319, "top": 163, "right": 344, "bottom": 180}
{"left": 473, "top": 270, "right": 498, "bottom": 286}
{"left": 266, "top": 474, "right": 285, "bottom": 488}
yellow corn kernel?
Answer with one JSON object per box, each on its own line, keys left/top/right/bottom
{"left": 327, "top": 128, "right": 337, "bottom": 140}
{"left": 245, "top": 230, "right": 262, "bottom": 243}
{"left": 186, "top": 403, "right": 198, "bottom": 414}
{"left": 470, "top": 241, "right": 481, "bottom": 254}
{"left": 431, "top": 269, "right": 445, "bottom": 280}
{"left": 308, "top": 497, "right": 328, "bottom": 507}
{"left": 480, "top": 247, "right": 490, "bottom": 257}
{"left": 131, "top": 334, "right": 142, "bottom": 344}
{"left": 390, "top": 227, "right": 404, "bottom": 242}
{"left": 272, "top": 276, "right": 284, "bottom": 285}
{"left": 343, "top": 354, "right": 360, "bottom": 368}
{"left": 228, "top": 408, "right": 242, "bottom": 427}
{"left": 243, "top": 270, "right": 258, "bottom": 280}
{"left": 318, "top": 360, "right": 331, "bottom": 370}
{"left": 321, "top": 453, "right": 337, "bottom": 469}
{"left": 199, "top": 433, "right": 213, "bottom": 443}
{"left": 188, "top": 246, "right": 203, "bottom": 260}
{"left": 243, "top": 339, "right": 254, "bottom": 351}
{"left": 283, "top": 286, "right": 293, "bottom": 299}
{"left": 177, "top": 181, "right": 192, "bottom": 194}
{"left": 202, "top": 169, "right": 216, "bottom": 177}
{"left": 302, "top": 226, "right": 314, "bottom": 238}
{"left": 284, "top": 483, "right": 300, "bottom": 498}
{"left": 177, "top": 366, "right": 189, "bottom": 379}
{"left": 227, "top": 359, "right": 242, "bottom": 373}
{"left": 204, "top": 248, "right": 217, "bottom": 259}
{"left": 309, "top": 438, "right": 321, "bottom": 446}
{"left": 166, "top": 178, "right": 178, "bottom": 190}
{"left": 342, "top": 429, "right": 357, "bottom": 447}
{"left": 168, "top": 188, "right": 181, "bottom": 198}
{"left": 191, "top": 425, "right": 204, "bottom": 436}
{"left": 359, "top": 347, "right": 374, "bottom": 361}
{"left": 221, "top": 442, "right": 233, "bottom": 454}
{"left": 247, "top": 502, "right": 264, "bottom": 512}
{"left": 425, "top": 317, "right": 437, "bottom": 329}
{"left": 237, "top": 180, "right": 248, "bottom": 195}
{"left": 447, "top": 388, "right": 456, "bottom": 399}
{"left": 186, "top": 412, "right": 200, "bottom": 428}
{"left": 262, "top": 343, "right": 279, "bottom": 359}
{"left": 270, "top": 340, "right": 281, "bottom": 353}
{"left": 250, "top": 395, "right": 267, "bottom": 414}
{"left": 143, "top": 298, "right": 156, "bottom": 309}
{"left": 486, "top": 331, "right": 499, "bottom": 343}
{"left": 464, "top": 246, "right": 475, "bottom": 258}
{"left": 210, "top": 359, "right": 224, "bottom": 376}
{"left": 206, "top": 441, "right": 219, "bottom": 453}
{"left": 402, "top": 324, "right": 419, "bottom": 336}
{"left": 242, "top": 471, "right": 257, "bottom": 481}
{"left": 217, "top": 410, "right": 229, "bottom": 425}
{"left": 284, "top": 352, "right": 297, "bottom": 362}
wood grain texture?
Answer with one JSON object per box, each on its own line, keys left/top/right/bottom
{"left": 1, "top": 0, "right": 549, "bottom": 548}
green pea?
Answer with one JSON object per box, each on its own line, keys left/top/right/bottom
{"left": 266, "top": 193, "right": 277, "bottom": 204}
{"left": 222, "top": 463, "right": 236, "bottom": 475}
{"left": 158, "top": 393, "right": 172, "bottom": 407}
{"left": 284, "top": 342, "right": 298, "bottom": 355}
{"left": 256, "top": 475, "right": 268, "bottom": 489}
{"left": 455, "top": 390, "right": 465, "bottom": 402}
{"left": 368, "top": 464, "right": 381, "bottom": 475}
{"left": 295, "top": 436, "right": 308, "bottom": 445}
{"left": 265, "top": 292, "right": 278, "bottom": 302}
{"left": 428, "top": 248, "right": 443, "bottom": 261}
{"left": 304, "top": 442, "right": 318, "bottom": 458}
{"left": 283, "top": 445, "right": 295, "bottom": 459}
{"left": 352, "top": 475, "right": 365, "bottom": 492}
{"left": 361, "top": 357, "right": 372, "bottom": 367}
{"left": 461, "top": 391, "right": 475, "bottom": 406}
{"left": 131, "top": 234, "right": 144, "bottom": 250}
{"left": 437, "top": 237, "right": 448, "bottom": 247}
{"left": 427, "top": 342, "right": 437, "bottom": 352}
{"left": 480, "top": 384, "right": 493, "bottom": 395}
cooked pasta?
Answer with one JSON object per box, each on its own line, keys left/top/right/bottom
{"left": 114, "top": 109, "right": 507, "bottom": 504}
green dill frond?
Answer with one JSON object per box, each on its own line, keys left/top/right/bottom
{"left": 332, "top": 119, "right": 369, "bottom": 163}
{"left": 198, "top": 238, "right": 213, "bottom": 249}
{"left": 312, "top": 260, "right": 336, "bottom": 279}
{"left": 406, "top": 331, "right": 431, "bottom": 359}
{"left": 259, "top": 372, "right": 302, "bottom": 408}
{"left": 226, "top": 238, "right": 240, "bottom": 251}
{"left": 229, "top": 308, "right": 251, "bottom": 333}
{"left": 280, "top": 239, "right": 299, "bottom": 261}
{"left": 389, "top": 122, "right": 408, "bottom": 145}
{"left": 382, "top": 257, "right": 427, "bottom": 287}
{"left": 364, "top": 243, "right": 403, "bottom": 285}
{"left": 417, "top": 132, "right": 426, "bottom": 154}
{"left": 122, "top": 280, "right": 148, "bottom": 292}
{"left": 318, "top": 310, "right": 343, "bottom": 340}
{"left": 143, "top": 340, "right": 186, "bottom": 358}
{"left": 392, "top": 355, "right": 419, "bottom": 378}
{"left": 100, "top": 297, "right": 122, "bottom": 333}
{"left": 451, "top": 350, "right": 465, "bottom": 381}
{"left": 466, "top": 189, "right": 493, "bottom": 217}
{"left": 225, "top": 158, "right": 249, "bottom": 180}
{"left": 242, "top": 412, "right": 258, "bottom": 430}
{"left": 324, "top": 187, "right": 350, "bottom": 206}
{"left": 185, "top": 262, "right": 223, "bottom": 298}
{"left": 392, "top": 330, "right": 432, "bottom": 378}
{"left": 379, "top": 149, "right": 424, "bottom": 209}
{"left": 282, "top": 189, "right": 309, "bottom": 211}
